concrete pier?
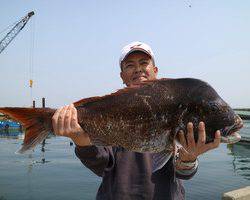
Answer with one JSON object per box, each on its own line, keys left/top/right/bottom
{"left": 222, "top": 186, "right": 250, "bottom": 200}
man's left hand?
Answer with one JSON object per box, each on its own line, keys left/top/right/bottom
{"left": 175, "top": 122, "right": 221, "bottom": 169}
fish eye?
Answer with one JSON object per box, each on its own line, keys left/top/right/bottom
{"left": 210, "top": 103, "right": 219, "bottom": 112}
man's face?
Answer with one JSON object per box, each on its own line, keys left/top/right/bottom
{"left": 120, "top": 51, "right": 158, "bottom": 87}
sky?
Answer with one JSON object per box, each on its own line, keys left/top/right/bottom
{"left": 0, "top": 0, "right": 249, "bottom": 108}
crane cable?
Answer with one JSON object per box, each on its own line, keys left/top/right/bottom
{"left": 29, "top": 15, "right": 35, "bottom": 106}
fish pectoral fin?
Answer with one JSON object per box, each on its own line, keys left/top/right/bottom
{"left": 151, "top": 150, "right": 173, "bottom": 173}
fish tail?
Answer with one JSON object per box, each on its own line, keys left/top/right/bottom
{"left": 0, "top": 107, "right": 56, "bottom": 153}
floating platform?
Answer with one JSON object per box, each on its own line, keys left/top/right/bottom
{"left": 239, "top": 136, "right": 250, "bottom": 143}
{"left": 238, "top": 114, "right": 250, "bottom": 120}
{"left": 234, "top": 108, "right": 250, "bottom": 112}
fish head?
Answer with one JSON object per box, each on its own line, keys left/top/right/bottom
{"left": 200, "top": 99, "right": 243, "bottom": 144}
{"left": 181, "top": 79, "right": 244, "bottom": 144}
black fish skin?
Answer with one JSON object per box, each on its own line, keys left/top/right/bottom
{"left": 0, "top": 78, "right": 243, "bottom": 153}
{"left": 76, "top": 78, "right": 242, "bottom": 152}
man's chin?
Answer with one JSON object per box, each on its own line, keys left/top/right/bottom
{"left": 130, "top": 78, "right": 148, "bottom": 86}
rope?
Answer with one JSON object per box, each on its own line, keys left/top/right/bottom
{"left": 29, "top": 15, "right": 35, "bottom": 106}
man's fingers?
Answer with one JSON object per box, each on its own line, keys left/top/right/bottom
{"left": 64, "top": 105, "right": 72, "bottom": 132}
{"left": 197, "top": 122, "right": 206, "bottom": 146}
{"left": 178, "top": 130, "right": 187, "bottom": 149}
{"left": 52, "top": 107, "right": 63, "bottom": 135}
{"left": 187, "top": 122, "right": 195, "bottom": 149}
{"left": 57, "top": 106, "right": 68, "bottom": 135}
{"left": 210, "top": 130, "right": 221, "bottom": 149}
{"left": 178, "top": 147, "right": 196, "bottom": 162}
{"left": 179, "top": 147, "right": 188, "bottom": 159}
{"left": 202, "top": 130, "right": 221, "bottom": 153}
{"left": 71, "top": 104, "right": 81, "bottom": 131}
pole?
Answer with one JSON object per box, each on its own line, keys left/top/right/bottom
{"left": 42, "top": 97, "right": 45, "bottom": 108}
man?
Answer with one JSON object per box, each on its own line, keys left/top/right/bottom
{"left": 52, "top": 41, "right": 221, "bottom": 199}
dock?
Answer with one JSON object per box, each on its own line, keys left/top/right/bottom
{"left": 222, "top": 186, "right": 250, "bottom": 200}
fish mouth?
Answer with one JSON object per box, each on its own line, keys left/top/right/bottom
{"left": 220, "top": 117, "right": 244, "bottom": 144}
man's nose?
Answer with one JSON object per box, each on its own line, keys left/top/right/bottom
{"left": 134, "top": 64, "right": 143, "bottom": 73}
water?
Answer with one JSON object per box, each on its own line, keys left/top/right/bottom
{"left": 184, "top": 142, "right": 250, "bottom": 199}
{"left": 0, "top": 121, "right": 250, "bottom": 200}
{"left": 0, "top": 137, "right": 101, "bottom": 200}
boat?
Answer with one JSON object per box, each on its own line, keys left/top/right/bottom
{"left": 0, "top": 120, "right": 23, "bottom": 137}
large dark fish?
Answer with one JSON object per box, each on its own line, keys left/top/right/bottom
{"left": 0, "top": 78, "right": 243, "bottom": 155}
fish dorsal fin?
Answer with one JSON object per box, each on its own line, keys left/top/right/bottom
{"left": 73, "top": 88, "right": 138, "bottom": 107}
{"left": 74, "top": 96, "right": 106, "bottom": 107}
{"left": 73, "top": 86, "right": 140, "bottom": 107}
{"left": 73, "top": 79, "right": 164, "bottom": 107}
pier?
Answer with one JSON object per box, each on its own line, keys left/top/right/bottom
{"left": 222, "top": 186, "right": 250, "bottom": 200}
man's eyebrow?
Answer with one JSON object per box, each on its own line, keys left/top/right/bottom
{"left": 124, "top": 60, "right": 135, "bottom": 64}
{"left": 139, "top": 58, "right": 150, "bottom": 62}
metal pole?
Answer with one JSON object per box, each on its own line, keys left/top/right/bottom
{"left": 42, "top": 97, "right": 45, "bottom": 108}
{"left": 41, "top": 97, "right": 46, "bottom": 161}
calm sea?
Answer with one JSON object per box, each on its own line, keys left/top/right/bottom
{"left": 0, "top": 120, "right": 249, "bottom": 200}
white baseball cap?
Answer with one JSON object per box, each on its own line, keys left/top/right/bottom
{"left": 119, "top": 41, "right": 155, "bottom": 69}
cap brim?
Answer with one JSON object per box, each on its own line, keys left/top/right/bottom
{"left": 123, "top": 48, "right": 152, "bottom": 61}
{"left": 120, "top": 48, "right": 153, "bottom": 68}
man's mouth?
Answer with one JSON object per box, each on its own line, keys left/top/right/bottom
{"left": 220, "top": 117, "right": 243, "bottom": 144}
{"left": 132, "top": 76, "right": 147, "bottom": 81}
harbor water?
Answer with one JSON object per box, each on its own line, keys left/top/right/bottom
{"left": 0, "top": 120, "right": 249, "bottom": 200}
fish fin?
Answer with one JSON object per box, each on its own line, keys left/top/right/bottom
{"left": 0, "top": 107, "right": 55, "bottom": 153}
{"left": 151, "top": 150, "right": 173, "bottom": 173}
{"left": 73, "top": 89, "right": 141, "bottom": 107}
{"left": 73, "top": 79, "right": 169, "bottom": 107}
{"left": 74, "top": 96, "right": 107, "bottom": 107}
{"left": 73, "top": 87, "right": 142, "bottom": 107}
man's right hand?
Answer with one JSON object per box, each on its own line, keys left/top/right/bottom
{"left": 52, "top": 104, "right": 91, "bottom": 147}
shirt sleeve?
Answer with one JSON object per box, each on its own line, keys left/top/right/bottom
{"left": 175, "top": 159, "right": 199, "bottom": 180}
{"left": 75, "top": 145, "right": 115, "bottom": 177}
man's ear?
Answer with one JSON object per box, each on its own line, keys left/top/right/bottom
{"left": 154, "top": 66, "right": 158, "bottom": 75}
{"left": 120, "top": 71, "right": 125, "bottom": 84}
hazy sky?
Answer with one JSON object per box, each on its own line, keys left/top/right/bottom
{"left": 0, "top": 0, "right": 249, "bottom": 108}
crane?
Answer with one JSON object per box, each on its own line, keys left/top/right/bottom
{"left": 0, "top": 11, "right": 34, "bottom": 54}
{"left": 0, "top": 11, "right": 35, "bottom": 105}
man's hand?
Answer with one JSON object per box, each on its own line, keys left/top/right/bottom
{"left": 52, "top": 104, "right": 91, "bottom": 147}
{"left": 175, "top": 122, "right": 221, "bottom": 169}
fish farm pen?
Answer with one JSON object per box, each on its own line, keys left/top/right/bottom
{"left": 234, "top": 110, "right": 250, "bottom": 143}
{"left": 234, "top": 109, "right": 250, "bottom": 120}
